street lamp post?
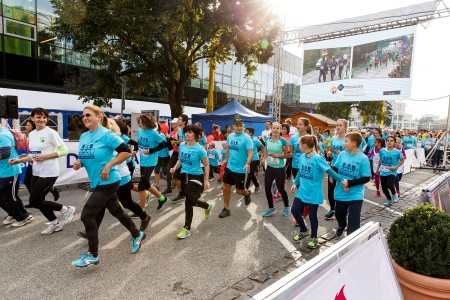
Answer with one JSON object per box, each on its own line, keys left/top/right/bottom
{"left": 119, "top": 76, "right": 128, "bottom": 116}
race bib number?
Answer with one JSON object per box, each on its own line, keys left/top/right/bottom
{"left": 30, "top": 150, "right": 42, "bottom": 159}
{"left": 208, "top": 154, "right": 215, "bottom": 159}
{"left": 139, "top": 146, "right": 149, "bottom": 156}
{"left": 380, "top": 165, "right": 391, "bottom": 172}
{"left": 406, "top": 143, "right": 413, "bottom": 148}
{"left": 267, "top": 156, "right": 280, "bottom": 165}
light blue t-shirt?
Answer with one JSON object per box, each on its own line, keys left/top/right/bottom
{"left": 359, "top": 137, "right": 367, "bottom": 152}
{"left": 221, "top": 148, "right": 226, "bottom": 161}
{"left": 251, "top": 136, "right": 262, "bottom": 161}
{"left": 322, "top": 134, "right": 330, "bottom": 141}
{"left": 207, "top": 149, "right": 219, "bottom": 167}
{"left": 319, "top": 141, "right": 327, "bottom": 155}
{"left": 78, "top": 126, "right": 123, "bottom": 188}
{"left": 138, "top": 128, "right": 164, "bottom": 167}
{"left": 334, "top": 151, "right": 371, "bottom": 201}
{"left": 158, "top": 133, "right": 170, "bottom": 158}
{"left": 330, "top": 136, "right": 345, "bottom": 167}
{"left": 367, "top": 135, "right": 375, "bottom": 150}
{"left": 178, "top": 128, "right": 186, "bottom": 141}
{"left": 403, "top": 137, "right": 416, "bottom": 150}
{"left": 0, "top": 128, "right": 21, "bottom": 178}
{"left": 226, "top": 132, "right": 253, "bottom": 174}
{"left": 266, "top": 137, "right": 288, "bottom": 168}
{"left": 289, "top": 133, "right": 302, "bottom": 169}
{"left": 199, "top": 133, "right": 207, "bottom": 147}
{"left": 179, "top": 142, "right": 207, "bottom": 175}
{"left": 379, "top": 148, "right": 403, "bottom": 176}
{"left": 382, "top": 133, "right": 390, "bottom": 140}
{"left": 294, "top": 153, "right": 331, "bottom": 205}
{"left": 423, "top": 137, "right": 435, "bottom": 149}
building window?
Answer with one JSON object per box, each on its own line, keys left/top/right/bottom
{"left": 3, "top": 0, "right": 36, "bottom": 24}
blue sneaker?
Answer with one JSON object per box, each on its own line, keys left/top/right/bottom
{"left": 384, "top": 199, "right": 392, "bottom": 207}
{"left": 72, "top": 252, "right": 99, "bottom": 268}
{"left": 262, "top": 208, "right": 276, "bottom": 217}
{"left": 131, "top": 231, "right": 146, "bottom": 254}
{"left": 325, "top": 210, "right": 335, "bottom": 220}
{"left": 282, "top": 207, "right": 290, "bottom": 217}
{"left": 392, "top": 194, "right": 398, "bottom": 203}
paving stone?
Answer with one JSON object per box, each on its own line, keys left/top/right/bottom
{"left": 233, "top": 279, "right": 255, "bottom": 293}
{"left": 272, "top": 257, "right": 294, "bottom": 270}
{"left": 212, "top": 289, "right": 241, "bottom": 300}
{"left": 274, "top": 270, "right": 289, "bottom": 279}
{"left": 262, "top": 266, "right": 279, "bottom": 276}
{"left": 246, "top": 288, "right": 262, "bottom": 298}
{"left": 318, "top": 237, "right": 328, "bottom": 244}
{"left": 258, "top": 278, "right": 279, "bottom": 291}
{"left": 248, "top": 272, "right": 270, "bottom": 283}
{"left": 236, "top": 295, "right": 252, "bottom": 300}
{"left": 321, "top": 232, "right": 336, "bottom": 240}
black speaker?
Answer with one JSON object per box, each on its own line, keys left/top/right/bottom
{"left": 5, "top": 95, "right": 19, "bottom": 119}
{"left": 0, "top": 96, "right": 6, "bottom": 118}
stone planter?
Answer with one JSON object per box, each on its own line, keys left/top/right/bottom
{"left": 392, "top": 260, "right": 450, "bottom": 300}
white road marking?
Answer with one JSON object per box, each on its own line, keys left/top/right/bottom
{"left": 364, "top": 198, "right": 403, "bottom": 216}
{"left": 263, "top": 222, "right": 302, "bottom": 261}
{"left": 400, "top": 181, "right": 415, "bottom": 187}
{"left": 414, "top": 171, "right": 435, "bottom": 175}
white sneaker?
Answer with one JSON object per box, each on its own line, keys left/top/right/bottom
{"left": 62, "top": 206, "right": 76, "bottom": 225}
{"left": 41, "top": 223, "right": 63, "bottom": 235}
{"left": 12, "top": 219, "right": 30, "bottom": 227}
{"left": 25, "top": 214, "right": 34, "bottom": 224}
{"left": 3, "top": 216, "right": 15, "bottom": 225}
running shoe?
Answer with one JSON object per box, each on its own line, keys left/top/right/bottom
{"left": 293, "top": 218, "right": 299, "bottom": 227}
{"left": 336, "top": 226, "right": 345, "bottom": 237}
{"left": 139, "top": 215, "right": 152, "bottom": 231}
{"left": 62, "top": 206, "right": 76, "bottom": 225}
{"left": 131, "top": 231, "right": 146, "bottom": 254}
{"left": 262, "top": 208, "right": 276, "bottom": 217}
{"left": 244, "top": 191, "right": 252, "bottom": 206}
{"left": 172, "top": 194, "right": 185, "bottom": 202}
{"left": 219, "top": 208, "right": 231, "bottom": 218}
{"left": 72, "top": 252, "right": 99, "bottom": 268}
{"left": 272, "top": 196, "right": 278, "bottom": 203}
{"left": 11, "top": 215, "right": 33, "bottom": 227}
{"left": 209, "top": 178, "right": 214, "bottom": 182}
{"left": 376, "top": 191, "right": 381, "bottom": 197}
{"left": 325, "top": 210, "right": 335, "bottom": 220}
{"left": 254, "top": 186, "right": 260, "bottom": 193}
{"left": 146, "top": 191, "right": 151, "bottom": 203}
{"left": 157, "top": 196, "right": 168, "bottom": 210}
{"left": 41, "top": 223, "right": 63, "bottom": 235}
{"left": 392, "top": 194, "right": 399, "bottom": 203}
{"left": 204, "top": 203, "right": 213, "bottom": 220}
{"left": 77, "top": 231, "right": 87, "bottom": 239}
{"left": 50, "top": 188, "right": 61, "bottom": 201}
{"left": 3, "top": 216, "right": 14, "bottom": 225}
{"left": 293, "top": 231, "right": 310, "bottom": 242}
{"left": 397, "top": 191, "right": 401, "bottom": 197}
{"left": 161, "top": 188, "right": 172, "bottom": 195}
{"left": 282, "top": 207, "right": 290, "bottom": 217}
{"left": 177, "top": 227, "right": 191, "bottom": 239}
{"left": 384, "top": 199, "right": 392, "bottom": 207}
{"left": 307, "top": 237, "right": 319, "bottom": 249}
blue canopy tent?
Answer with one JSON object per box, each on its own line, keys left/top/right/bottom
{"left": 191, "top": 99, "right": 275, "bottom": 137}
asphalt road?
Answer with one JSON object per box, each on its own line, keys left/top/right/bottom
{"left": 0, "top": 168, "right": 438, "bottom": 300}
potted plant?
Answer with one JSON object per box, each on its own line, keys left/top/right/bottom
{"left": 388, "top": 203, "right": 450, "bottom": 300}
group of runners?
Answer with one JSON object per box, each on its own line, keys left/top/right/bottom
{"left": 0, "top": 106, "right": 413, "bottom": 267}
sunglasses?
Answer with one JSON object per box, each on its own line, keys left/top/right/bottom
{"left": 82, "top": 113, "right": 92, "bottom": 119}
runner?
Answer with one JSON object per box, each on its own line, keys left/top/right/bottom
{"left": 377, "top": 136, "right": 404, "bottom": 207}
{"left": 170, "top": 114, "right": 190, "bottom": 202}
{"left": 290, "top": 135, "right": 344, "bottom": 248}
{"left": 133, "top": 114, "right": 168, "bottom": 210}
{"left": 9, "top": 107, "right": 75, "bottom": 234}
{"left": 219, "top": 115, "right": 253, "bottom": 218}
{"left": 245, "top": 127, "right": 263, "bottom": 192}
{"left": 218, "top": 141, "right": 227, "bottom": 183}
{"left": 334, "top": 132, "right": 372, "bottom": 236}
{"left": 0, "top": 123, "right": 32, "bottom": 227}
{"left": 162, "top": 118, "right": 180, "bottom": 195}
{"left": 207, "top": 143, "right": 220, "bottom": 181}
{"left": 170, "top": 124, "right": 212, "bottom": 239}
{"left": 260, "top": 122, "right": 291, "bottom": 217}
{"left": 260, "top": 121, "right": 272, "bottom": 142}
{"left": 326, "top": 119, "right": 348, "bottom": 220}
{"left": 115, "top": 119, "right": 138, "bottom": 176}
{"left": 367, "top": 137, "right": 385, "bottom": 197}
{"left": 72, "top": 105, "right": 145, "bottom": 267}
{"left": 289, "top": 117, "right": 312, "bottom": 179}
{"left": 154, "top": 123, "right": 171, "bottom": 191}
{"left": 281, "top": 124, "right": 292, "bottom": 179}
{"left": 395, "top": 137, "right": 407, "bottom": 197}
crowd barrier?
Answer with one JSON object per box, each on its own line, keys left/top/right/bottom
{"left": 419, "top": 171, "right": 450, "bottom": 214}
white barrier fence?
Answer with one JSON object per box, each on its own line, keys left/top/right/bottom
{"left": 254, "top": 222, "right": 403, "bottom": 300}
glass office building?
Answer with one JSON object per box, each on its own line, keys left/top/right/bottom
{"left": 0, "top": 0, "right": 303, "bottom": 114}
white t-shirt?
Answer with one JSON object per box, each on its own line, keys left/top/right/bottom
{"left": 261, "top": 129, "right": 271, "bottom": 140}
{"left": 28, "top": 127, "right": 65, "bottom": 177}
{"left": 118, "top": 160, "right": 131, "bottom": 177}
{"left": 289, "top": 126, "right": 298, "bottom": 136}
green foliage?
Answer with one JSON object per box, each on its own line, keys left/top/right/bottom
{"left": 51, "top": 0, "right": 280, "bottom": 116}
{"left": 388, "top": 204, "right": 450, "bottom": 279}
{"left": 355, "top": 101, "right": 386, "bottom": 125}
{"left": 317, "top": 102, "right": 353, "bottom": 120}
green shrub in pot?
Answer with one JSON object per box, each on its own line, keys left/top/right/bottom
{"left": 388, "top": 203, "right": 450, "bottom": 279}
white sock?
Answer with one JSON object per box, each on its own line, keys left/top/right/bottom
{"left": 60, "top": 206, "right": 68, "bottom": 214}
{"left": 51, "top": 219, "right": 59, "bottom": 225}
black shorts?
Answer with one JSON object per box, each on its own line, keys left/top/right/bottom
{"left": 138, "top": 166, "right": 155, "bottom": 191}
{"left": 155, "top": 156, "right": 169, "bottom": 174}
{"left": 173, "top": 167, "right": 181, "bottom": 180}
{"left": 222, "top": 168, "right": 246, "bottom": 190}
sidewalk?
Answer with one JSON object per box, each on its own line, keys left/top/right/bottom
{"left": 210, "top": 170, "right": 440, "bottom": 300}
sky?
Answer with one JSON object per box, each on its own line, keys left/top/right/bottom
{"left": 267, "top": 0, "right": 450, "bottom": 120}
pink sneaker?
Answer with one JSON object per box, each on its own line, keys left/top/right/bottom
{"left": 376, "top": 191, "right": 381, "bottom": 197}
{"left": 272, "top": 196, "right": 278, "bottom": 202}
{"left": 293, "top": 218, "right": 298, "bottom": 226}
{"left": 397, "top": 192, "right": 400, "bottom": 197}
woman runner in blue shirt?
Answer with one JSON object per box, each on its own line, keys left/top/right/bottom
{"left": 291, "top": 135, "right": 344, "bottom": 248}
{"left": 170, "top": 124, "right": 212, "bottom": 239}
{"left": 72, "top": 105, "right": 145, "bottom": 268}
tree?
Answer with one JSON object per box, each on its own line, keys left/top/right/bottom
{"left": 317, "top": 102, "right": 353, "bottom": 120}
{"left": 356, "top": 101, "right": 386, "bottom": 126}
{"left": 51, "top": 0, "right": 279, "bottom": 116}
